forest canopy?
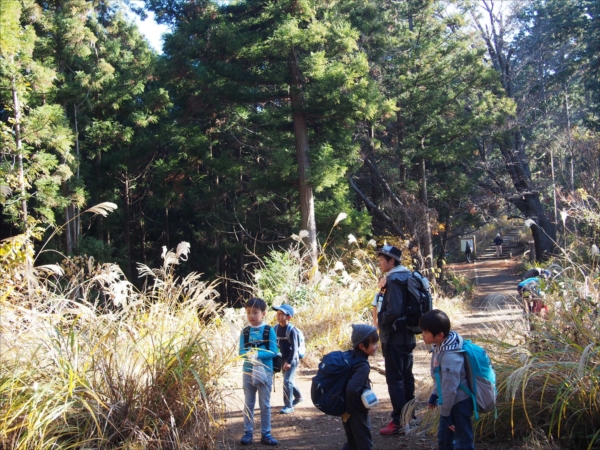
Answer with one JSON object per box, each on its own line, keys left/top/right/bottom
{"left": 1, "top": 0, "right": 599, "bottom": 303}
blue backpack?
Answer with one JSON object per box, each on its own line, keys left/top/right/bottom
{"left": 435, "top": 340, "right": 497, "bottom": 421}
{"left": 311, "top": 350, "right": 355, "bottom": 416}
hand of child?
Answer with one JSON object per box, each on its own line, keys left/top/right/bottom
{"left": 428, "top": 394, "right": 438, "bottom": 409}
{"left": 246, "top": 351, "right": 258, "bottom": 361}
{"left": 341, "top": 412, "right": 351, "bottom": 423}
{"left": 441, "top": 415, "right": 454, "bottom": 432}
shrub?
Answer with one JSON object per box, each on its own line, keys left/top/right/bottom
{"left": 0, "top": 241, "right": 234, "bottom": 449}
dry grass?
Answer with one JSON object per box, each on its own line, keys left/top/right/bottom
{"left": 0, "top": 238, "right": 236, "bottom": 449}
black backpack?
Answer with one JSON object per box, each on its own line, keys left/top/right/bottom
{"left": 394, "top": 271, "right": 433, "bottom": 334}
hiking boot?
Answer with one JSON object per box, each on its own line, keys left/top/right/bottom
{"left": 240, "top": 432, "right": 253, "bottom": 445}
{"left": 261, "top": 433, "right": 279, "bottom": 446}
{"left": 292, "top": 397, "right": 304, "bottom": 406}
{"left": 279, "top": 406, "right": 294, "bottom": 414}
{"left": 379, "top": 421, "right": 401, "bottom": 435}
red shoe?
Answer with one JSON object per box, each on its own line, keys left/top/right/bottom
{"left": 379, "top": 421, "right": 400, "bottom": 435}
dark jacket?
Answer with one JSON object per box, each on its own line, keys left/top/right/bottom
{"left": 345, "top": 349, "right": 371, "bottom": 414}
{"left": 275, "top": 323, "right": 300, "bottom": 365}
{"left": 377, "top": 266, "right": 417, "bottom": 350}
{"left": 494, "top": 236, "right": 503, "bottom": 245}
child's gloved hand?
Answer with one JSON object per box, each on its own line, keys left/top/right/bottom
{"left": 341, "top": 412, "right": 351, "bottom": 423}
{"left": 246, "top": 351, "right": 258, "bottom": 361}
{"left": 428, "top": 394, "right": 438, "bottom": 409}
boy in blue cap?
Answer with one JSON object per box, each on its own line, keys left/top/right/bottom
{"left": 273, "top": 303, "right": 303, "bottom": 414}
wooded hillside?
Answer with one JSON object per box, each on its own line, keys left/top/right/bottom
{"left": 1, "top": 0, "right": 599, "bottom": 303}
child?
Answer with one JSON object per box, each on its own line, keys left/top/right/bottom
{"left": 342, "top": 324, "right": 379, "bottom": 450}
{"left": 273, "top": 304, "right": 303, "bottom": 414}
{"left": 419, "top": 310, "right": 474, "bottom": 450}
{"left": 239, "top": 298, "right": 279, "bottom": 446}
{"left": 465, "top": 242, "right": 472, "bottom": 263}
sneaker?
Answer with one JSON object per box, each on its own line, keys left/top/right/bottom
{"left": 379, "top": 421, "right": 401, "bottom": 435}
{"left": 292, "top": 397, "right": 304, "bottom": 406}
{"left": 279, "top": 406, "right": 294, "bottom": 414}
{"left": 240, "top": 432, "right": 253, "bottom": 445}
{"left": 261, "top": 433, "right": 279, "bottom": 446}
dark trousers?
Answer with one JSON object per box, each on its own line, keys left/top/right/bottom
{"left": 382, "top": 344, "right": 415, "bottom": 425}
{"left": 342, "top": 409, "right": 372, "bottom": 450}
{"left": 437, "top": 398, "right": 474, "bottom": 450}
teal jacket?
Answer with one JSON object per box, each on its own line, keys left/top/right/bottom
{"left": 239, "top": 323, "right": 278, "bottom": 374}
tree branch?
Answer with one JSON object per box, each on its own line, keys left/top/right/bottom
{"left": 349, "top": 176, "right": 405, "bottom": 238}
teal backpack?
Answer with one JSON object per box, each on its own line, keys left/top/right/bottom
{"left": 435, "top": 340, "right": 497, "bottom": 420}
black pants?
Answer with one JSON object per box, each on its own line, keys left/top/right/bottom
{"left": 342, "top": 409, "right": 372, "bottom": 450}
{"left": 382, "top": 344, "right": 415, "bottom": 425}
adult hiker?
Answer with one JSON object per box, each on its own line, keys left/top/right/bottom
{"left": 371, "top": 245, "right": 416, "bottom": 436}
{"left": 494, "top": 233, "right": 504, "bottom": 258}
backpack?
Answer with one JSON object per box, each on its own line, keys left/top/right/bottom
{"left": 243, "top": 325, "right": 275, "bottom": 362}
{"left": 396, "top": 271, "right": 433, "bottom": 334}
{"left": 311, "top": 350, "right": 355, "bottom": 416}
{"left": 275, "top": 324, "right": 306, "bottom": 359}
{"left": 458, "top": 340, "right": 497, "bottom": 420}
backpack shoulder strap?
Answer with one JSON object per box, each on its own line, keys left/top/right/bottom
{"left": 243, "top": 326, "right": 250, "bottom": 349}
{"left": 263, "top": 325, "right": 272, "bottom": 351}
{"left": 286, "top": 324, "right": 295, "bottom": 343}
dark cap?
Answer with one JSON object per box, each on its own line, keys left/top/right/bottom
{"left": 273, "top": 304, "right": 295, "bottom": 317}
{"left": 376, "top": 244, "right": 402, "bottom": 263}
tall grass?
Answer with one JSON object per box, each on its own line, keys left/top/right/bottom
{"left": 472, "top": 241, "right": 600, "bottom": 447}
{"left": 0, "top": 240, "right": 236, "bottom": 449}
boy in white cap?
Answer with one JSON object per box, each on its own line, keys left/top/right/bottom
{"left": 341, "top": 324, "right": 379, "bottom": 450}
{"left": 273, "top": 303, "right": 303, "bottom": 414}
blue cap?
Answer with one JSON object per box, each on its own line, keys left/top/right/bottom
{"left": 273, "top": 304, "right": 294, "bottom": 317}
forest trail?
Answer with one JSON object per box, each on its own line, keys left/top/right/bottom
{"left": 216, "top": 256, "right": 524, "bottom": 450}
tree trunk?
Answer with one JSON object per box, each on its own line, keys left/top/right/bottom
{"left": 289, "top": 49, "right": 318, "bottom": 270}
{"left": 474, "top": 5, "right": 556, "bottom": 260}
{"left": 12, "top": 76, "right": 27, "bottom": 227}
{"left": 418, "top": 158, "right": 434, "bottom": 276}
{"left": 122, "top": 176, "right": 132, "bottom": 279}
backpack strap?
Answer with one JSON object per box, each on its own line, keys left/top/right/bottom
{"left": 244, "top": 325, "right": 272, "bottom": 351}
{"left": 285, "top": 324, "right": 295, "bottom": 344}
{"left": 243, "top": 326, "right": 250, "bottom": 349}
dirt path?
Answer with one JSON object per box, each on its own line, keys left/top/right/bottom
{"left": 216, "top": 258, "right": 525, "bottom": 450}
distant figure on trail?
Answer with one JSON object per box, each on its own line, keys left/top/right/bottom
{"left": 409, "top": 243, "right": 424, "bottom": 271}
{"left": 464, "top": 242, "right": 472, "bottom": 263}
{"left": 494, "top": 233, "right": 504, "bottom": 258}
{"left": 517, "top": 277, "right": 548, "bottom": 317}
{"left": 522, "top": 268, "right": 550, "bottom": 281}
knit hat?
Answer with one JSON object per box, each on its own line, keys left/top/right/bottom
{"left": 376, "top": 244, "right": 402, "bottom": 263}
{"left": 351, "top": 324, "right": 377, "bottom": 347}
